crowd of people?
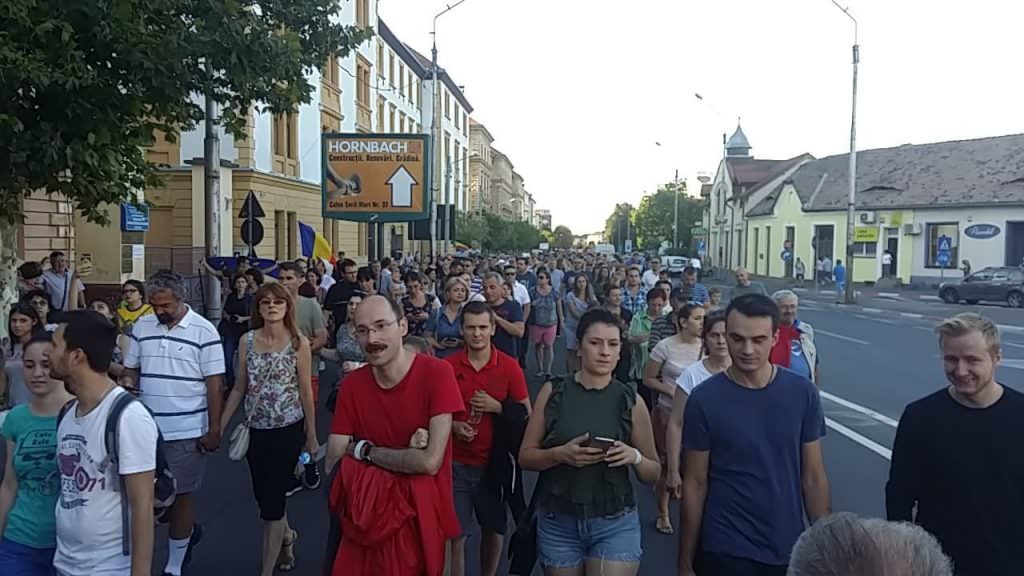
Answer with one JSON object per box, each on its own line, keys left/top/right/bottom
{"left": 0, "top": 248, "right": 1018, "bottom": 576}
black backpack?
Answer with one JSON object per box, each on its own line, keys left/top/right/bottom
{"left": 59, "top": 392, "right": 177, "bottom": 555}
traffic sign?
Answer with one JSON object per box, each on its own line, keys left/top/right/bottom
{"left": 322, "top": 133, "right": 431, "bottom": 222}
{"left": 120, "top": 203, "right": 150, "bottom": 232}
{"left": 238, "top": 191, "right": 265, "bottom": 219}
{"left": 241, "top": 219, "right": 264, "bottom": 246}
{"left": 697, "top": 239, "right": 706, "bottom": 257}
{"left": 936, "top": 234, "right": 952, "bottom": 267}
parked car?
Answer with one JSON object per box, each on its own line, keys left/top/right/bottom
{"left": 938, "top": 266, "right": 1024, "bottom": 308}
{"left": 662, "top": 255, "right": 689, "bottom": 275}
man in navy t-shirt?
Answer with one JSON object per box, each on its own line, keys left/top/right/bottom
{"left": 482, "top": 272, "right": 524, "bottom": 359}
{"left": 680, "top": 294, "right": 831, "bottom": 576}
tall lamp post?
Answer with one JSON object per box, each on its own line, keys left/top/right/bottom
{"left": 832, "top": 0, "right": 860, "bottom": 304}
{"left": 430, "top": 0, "right": 467, "bottom": 258}
{"left": 694, "top": 93, "right": 730, "bottom": 270}
{"left": 653, "top": 142, "right": 681, "bottom": 251}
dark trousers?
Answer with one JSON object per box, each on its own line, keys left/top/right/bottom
{"left": 702, "top": 552, "right": 787, "bottom": 576}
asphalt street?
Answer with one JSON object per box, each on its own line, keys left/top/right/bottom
{"left": 3, "top": 291, "right": 1020, "bottom": 575}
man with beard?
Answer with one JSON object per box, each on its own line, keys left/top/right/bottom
{"left": 51, "top": 310, "right": 158, "bottom": 576}
{"left": 324, "top": 258, "right": 361, "bottom": 330}
{"left": 325, "top": 295, "right": 464, "bottom": 576}
{"left": 122, "top": 271, "right": 224, "bottom": 576}
{"left": 887, "top": 314, "right": 1024, "bottom": 576}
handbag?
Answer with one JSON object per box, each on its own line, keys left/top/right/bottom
{"left": 228, "top": 332, "right": 268, "bottom": 461}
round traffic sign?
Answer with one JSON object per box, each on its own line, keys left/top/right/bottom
{"left": 241, "top": 218, "right": 264, "bottom": 246}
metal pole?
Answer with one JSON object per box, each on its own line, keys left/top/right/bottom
{"left": 429, "top": 1, "right": 466, "bottom": 260}
{"left": 673, "top": 169, "right": 679, "bottom": 251}
{"left": 833, "top": 1, "right": 859, "bottom": 305}
{"left": 203, "top": 83, "right": 222, "bottom": 322}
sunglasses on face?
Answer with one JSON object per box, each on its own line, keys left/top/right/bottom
{"left": 259, "top": 298, "right": 287, "bottom": 307}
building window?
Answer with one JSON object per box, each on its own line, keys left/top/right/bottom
{"left": 407, "top": 71, "right": 413, "bottom": 101}
{"left": 444, "top": 91, "right": 451, "bottom": 119}
{"left": 414, "top": 80, "right": 419, "bottom": 107}
{"left": 272, "top": 112, "right": 297, "bottom": 160}
{"left": 463, "top": 112, "right": 468, "bottom": 136}
{"left": 399, "top": 112, "right": 406, "bottom": 133}
{"left": 356, "top": 0, "right": 369, "bottom": 28}
{"left": 454, "top": 105, "right": 461, "bottom": 129}
{"left": 356, "top": 59, "right": 370, "bottom": 106}
{"left": 399, "top": 63, "right": 405, "bottom": 97}
{"left": 925, "top": 222, "right": 959, "bottom": 269}
{"left": 853, "top": 241, "right": 877, "bottom": 257}
{"left": 389, "top": 52, "right": 395, "bottom": 87}
{"left": 377, "top": 42, "right": 384, "bottom": 79}
{"left": 389, "top": 104, "right": 396, "bottom": 132}
{"left": 323, "top": 54, "right": 339, "bottom": 87}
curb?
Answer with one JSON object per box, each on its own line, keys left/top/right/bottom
{"left": 1000, "top": 324, "right": 1024, "bottom": 335}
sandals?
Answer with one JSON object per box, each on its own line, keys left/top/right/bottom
{"left": 277, "top": 529, "right": 298, "bottom": 571}
{"left": 656, "top": 515, "right": 675, "bottom": 535}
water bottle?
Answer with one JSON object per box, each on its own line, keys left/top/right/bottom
{"left": 468, "top": 407, "right": 482, "bottom": 426}
{"left": 298, "top": 451, "right": 311, "bottom": 465}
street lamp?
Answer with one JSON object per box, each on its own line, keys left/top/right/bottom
{"left": 694, "top": 93, "right": 730, "bottom": 269}
{"left": 430, "top": 0, "right": 468, "bottom": 258}
{"left": 832, "top": 0, "right": 860, "bottom": 304}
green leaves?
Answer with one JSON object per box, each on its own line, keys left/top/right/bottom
{"left": 631, "top": 183, "right": 706, "bottom": 253}
{"left": 455, "top": 212, "right": 546, "bottom": 253}
{"left": 0, "top": 0, "right": 373, "bottom": 226}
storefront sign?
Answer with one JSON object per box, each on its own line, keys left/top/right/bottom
{"left": 853, "top": 226, "right": 879, "bottom": 242}
{"left": 964, "top": 224, "right": 1001, "bottom": 239}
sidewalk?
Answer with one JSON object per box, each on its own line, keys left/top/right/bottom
{"left": 704, "top": 272, "right": 934, "bottom": 302}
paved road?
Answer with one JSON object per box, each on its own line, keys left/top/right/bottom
{"left": 6, "top": 293, "right": 1019, "bottom": 575}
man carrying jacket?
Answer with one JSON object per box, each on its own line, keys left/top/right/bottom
{"left": 445, "top": 301, "right": 531, "bottom": 576}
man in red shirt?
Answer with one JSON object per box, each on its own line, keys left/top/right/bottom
{"left": 325, "top": 295, "right": 464, "bottom": 576}
{"left": 445, "top": 301, "right": 531, "bottom": 576}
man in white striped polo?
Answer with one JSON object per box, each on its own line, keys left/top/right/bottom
{"left": 123, "top": 271, "right": 225, "bottom": 576}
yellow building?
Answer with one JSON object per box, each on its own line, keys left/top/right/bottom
{"left": 743, "top": 133, "right": 1024, "bottom": 286}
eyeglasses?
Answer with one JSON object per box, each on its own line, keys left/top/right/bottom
{"left": 122, "top": 288, "right": 138, "bottom": 294}
{"left": 259, "top": 298, "right": 287, "bottom": 307}
{"left": 355, "top": 319, "right": 399, "bottom": 338}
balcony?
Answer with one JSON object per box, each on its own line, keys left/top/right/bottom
{"left": 321, "top": 81, "right": 342, "bottom": 121}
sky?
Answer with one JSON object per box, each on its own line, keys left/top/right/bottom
{"left": 379, "top": 0, "right": 1024, "bottom": 235}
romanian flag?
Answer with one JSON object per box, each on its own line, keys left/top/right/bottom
{"left": 298, "top": 221, "right": 334, "bottom": 263}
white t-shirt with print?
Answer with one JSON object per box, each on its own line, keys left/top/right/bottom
{"left": 649, "top": 337, "right": 702, "bottom": 408}
{"left": 54, "top": 386, "right": 158, "bottom": 576}
{"left": 676, "top": 359, "right": 714, "bottom": 395}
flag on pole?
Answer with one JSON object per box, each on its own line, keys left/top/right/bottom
{"left": 298, "top": 221, "right": 334, "bottom": 263}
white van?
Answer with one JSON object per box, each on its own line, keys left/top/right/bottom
{"left": 662, "top": 256, "right": 689, "bottom": 274}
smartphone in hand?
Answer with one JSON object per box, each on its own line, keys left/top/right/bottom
{"left": 585, "top": 436, "right": 617, "bottom": 452}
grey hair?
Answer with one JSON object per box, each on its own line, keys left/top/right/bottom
{"left": 771, "top": 289, "right": 799, "bottom": 304}
{"left": 482, "top": 271, "right": 504, "bottom": 285}
{"left": 788, "top": 513, "right": 953, "bottom": 576}
{"left": 145, "top": 270, "right": 186, "bottom": 301}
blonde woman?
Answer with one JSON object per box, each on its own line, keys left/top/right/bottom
{"left": 220, "top": 283, "right": 318, "bottom": 575}
{"left": 427, "top": 277, "right": 468, "bottom": 359}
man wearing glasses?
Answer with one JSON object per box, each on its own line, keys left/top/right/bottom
{"left": 325, "top": 295, "right": 464, "bottom": 575}
{"left": 502, "top": 265, "right": 531, "bottom": 368}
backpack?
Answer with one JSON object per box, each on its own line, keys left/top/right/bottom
{"left": 59, "top": 392, "right": 177, "bottom": 556}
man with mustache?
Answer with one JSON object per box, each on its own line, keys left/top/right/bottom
{"left": 122, "top": 271, "right": 224, "bottom": 576}
{"left": 325, "top": 295, "right": 464, "bottom": 576}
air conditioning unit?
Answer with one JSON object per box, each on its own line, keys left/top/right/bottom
{"left": 903, "top": 223, "right": 923, "bottom": 235}
{"left": 858, "top": 211, "right": 877, "bottom": 224}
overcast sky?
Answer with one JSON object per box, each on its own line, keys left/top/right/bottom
{"left": 379, "top": 0, "right": 1024, "bottom": 234}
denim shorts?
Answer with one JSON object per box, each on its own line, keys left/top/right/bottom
{"left": 0, "top": 538, "right": 56, "bottom": 576}
{"left": 537, "top": 506, "right": 642, "bottom": 568}
{"left": 453, "top": 463, "right": 507, "bottom": 536}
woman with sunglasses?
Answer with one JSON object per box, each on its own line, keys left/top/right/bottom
{"left": 529, "top": 267, "right": 563, "bottom": 379}
{"left": 665, "top": 311, "right": 729, "bottom": 504}
{"left": 2, "top": 303, "right": 46, "bottom": 409}
{"left": 220, "top": 283, "right": 318, "bottom": 575}
{"left": 642, "top": 303, "right": 705, "bottom": 535}
{"left": 20, "top": 291, "right": 57, "bottom": 332}
{"left": 115, "top": 280, "right": 152, "bottom": 337}
{"left": 0, "top": 334, "right": 73, "bottom": 573}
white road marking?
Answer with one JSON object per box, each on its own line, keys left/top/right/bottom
{"left": 820, "top": 391, "right": 899, "bottom": 427}
{"left": 826, "top": 418, "right": 892, "bottom": 460}
{"left": 915, "top": 326, "right": 933, "bottom": 332}
{"left": 900, "top": 312, "right": 924, "bottom": 319}
{"left": 854, "top": 314, "right": 896, "bottom": 324}
{"left": 815, "top": 329, "right": 870, "bottom": 345}
{"left": 862, "top": 308, "right": 883, "bottom": 314}
{"left": 1004, "top": 342, "right": 1024, "bottom": 350}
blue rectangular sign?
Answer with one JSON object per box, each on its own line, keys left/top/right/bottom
{"left": 121, "top": 203, "right": 150, "bottom": 232}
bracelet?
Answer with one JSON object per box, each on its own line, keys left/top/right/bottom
{"left": 353, "top": 440, "right": 367, "bottom": 461}
{"left": 632, "top": 448, "right": 642, "bottom": 466}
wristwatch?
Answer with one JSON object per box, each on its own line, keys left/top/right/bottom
{"left": 364, "top": 445, "right": 374, "bottom": 463}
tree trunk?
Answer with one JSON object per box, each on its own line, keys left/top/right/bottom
{"left": 0, "top": 219, "right": 21, "bottom": 345}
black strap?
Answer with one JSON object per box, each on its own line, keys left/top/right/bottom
{"left": 104, "top": 392, "right": 137, "bottom": 557}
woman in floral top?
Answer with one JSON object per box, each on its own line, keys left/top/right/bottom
{"left": 220, "top": 282, "right": 317, "bottom": 575}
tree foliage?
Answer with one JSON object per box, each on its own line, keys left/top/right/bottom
{"left": 633, "top": 182, "right": 706, "bottom": 253}
{"left": 0, "top": 0, "right": 372, "bottom": 225}
{"left": 455, "top": 212, "right": 545, "bottom": 253}
{"left": 552, "top": 225, "right": 575, "bottom": 250}
{"left": 603, "top": 202, "right": 634, "bottom": 251}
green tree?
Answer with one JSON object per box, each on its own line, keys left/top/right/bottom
{"left": 603, "top": 202, "right": 634, "bottom": 252}
{"left": 552, "top": 225, "right": 575, "bottom": 250}
{"left": 454, "top": 211, "right": 487, "bottom": 249}
{"left": 633, "top": 182, "right": 705, "bottom": 253}
{"left": 0, "top": 0, "right": 372, "bottom": 336}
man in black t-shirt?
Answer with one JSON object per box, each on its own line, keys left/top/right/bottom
{"left": 887, "top": 313, "right": 1024, "bottom": 576}
{"left": 481, "top": 272, "right": 524, "bottom": 359}
{"left": 323, "top": 259, "right": 360, "bottom": 332}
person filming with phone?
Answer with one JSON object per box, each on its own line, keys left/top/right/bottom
{"left": 519, "top": 308, "right": 660, "bottom": 575}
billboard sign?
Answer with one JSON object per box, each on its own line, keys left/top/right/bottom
{"left": 322, "top": 133, "right": 430, "bottom": 222}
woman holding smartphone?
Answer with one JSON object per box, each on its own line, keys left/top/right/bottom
{"left": 519, "top": 309, "right": 660, "bottom": 575}
{"left": 427, "top": 277, "right": 467, "bottom": 359}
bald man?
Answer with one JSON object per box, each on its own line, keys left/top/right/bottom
{"left": 731, "top": 267, "right": 768, "bottom": 299}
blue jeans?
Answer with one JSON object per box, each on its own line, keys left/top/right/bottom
{"left": 0, "top": 538, "right": 56, "bottom": 576}
{"left": 537, "top": 507, "right": 642, "bottom": 568}
{"left": 222, "top": 332, "right": 240, "bottom": 389}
